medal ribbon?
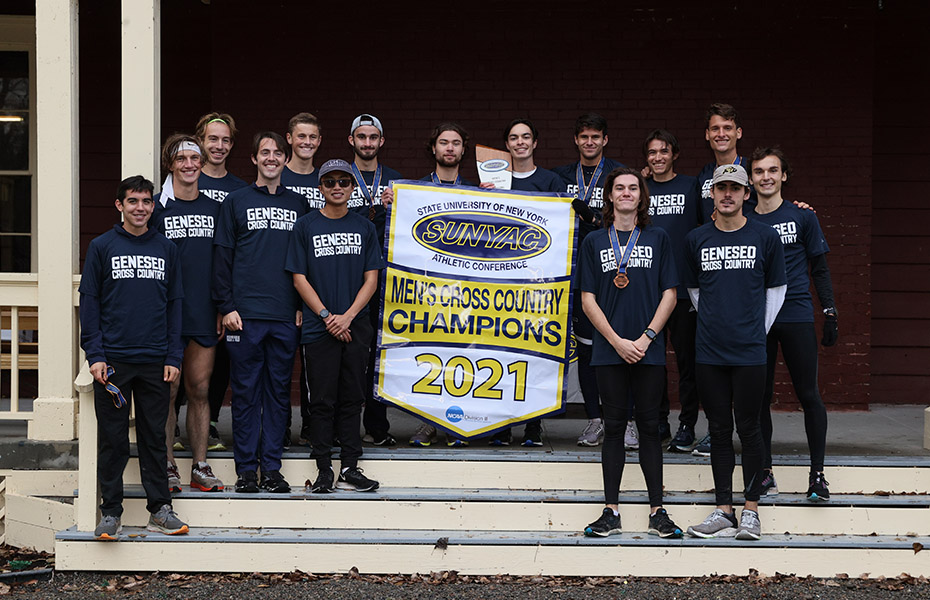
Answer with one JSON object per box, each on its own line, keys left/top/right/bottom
{"left": 575, "top": 157, "right": 605, "bottom": 206}
{"left": 104, "top": 366, "right": 128, "bottom": 408}
{"left": 431, "top": 171, "right": 461, "bottom": 186}
{"left": 351, "top": 163, "right": 382, "bottom": 206}
{"left": 609, "top": 224, "right": 641, "bottom": 279}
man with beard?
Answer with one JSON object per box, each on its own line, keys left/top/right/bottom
{"left": 347, "top": 114, "right": 402, "bottom": 447}
{"left": 213, "top": 132, "right": 307, "bottom": 494}
{"left": 421, "top": 122, "right": 475, "bottom": 186}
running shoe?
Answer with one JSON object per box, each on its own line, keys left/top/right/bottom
{"left": 691, "top": 433, "right": 711, "bottom": 457}
{"left": 167, "top": 461, "right": 182, "bottom": 494}
{"left": 282, "top": 428, "right": 291, "bottom": 450}
{"left": 146, "top": 504, "right": 189, "bottom": 535}
{"left": 807, "top": 472, "right": 831, "bottom": 502}
{"left": 207, "top": 422, "right": 226, "bottom": 451}
{"left": 337, "top": 466, "right": 379, "bottom": 492}
{"left": 310, "top": 467, "right": 335, "bottom": 493}
{"left": 235, "top": 470, "right": 259, "bottom": 493}
{"left": 687, "top": 508, "right": 738, "bottom": 538}
{"left": 624, "top": 420, "right": 639, "bottom": 450}
{"left": 735, "top": 508, "right": 762, "bottom": 540}
{"left": 446, "top": 436, "right": 469, "bottom": 447}
{"left": 489, "top": 428, "right": 512, "bottom": 446}
{"left": 584, "top": 507, "right": 621, "bottom": 537}
{"left": 648, "top": 508, "right": 683, "bottom": 538}
{"left": 94, "top": 515, "right": 121, "bottom": 541}
{"left": 577, "top": 418, "right": 604, "bottom": 447}
{"left": 191, "top": 461, "right": 224, "bottom": 492}
{"left": 668, "top": 423, "right": 695, "bottom": 452}
{"left": 409, "top": 423, "right": 437, "bottom": 447}
{"left": 172, "top": 424, "right": 184, "bottom": 451}
{"left": 259, "top": 469, "right": 291, "bottom": 493}
{"left": 522, "top": 421, "right": 543, "bottom": 447}
{"left": 760, "top": 470, "right": 778, "bottom": 496}
{"left": 659, "top": 421, "right": 672, "bottom": 444}
{"left": 362, "top": 432, "right": 397, "bottom": 446}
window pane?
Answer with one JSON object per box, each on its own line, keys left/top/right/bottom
{"left": 0, "top": 235, "right": 30, "bottom": 272}
{"left": 0, "top": 51, "right": 29, "bottom": 171}
{"left": 0, "top": 175, "right": 31, "bottom": 234}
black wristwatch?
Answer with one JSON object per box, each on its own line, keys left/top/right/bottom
{"left": 823, "top": 307, "right": 837, "bottom": 317}
{"left": 319, "top": 309, "right": 331, "bottom": 319}
{"left": 643, "top": 328, "right": 658, "bottom": 341}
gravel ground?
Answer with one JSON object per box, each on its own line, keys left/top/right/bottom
{"left": 2, "top": 571, "right": 930, "bottom": 599}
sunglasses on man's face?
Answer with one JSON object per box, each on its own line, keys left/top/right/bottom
{"left": 321, "top": 178, "right": 353, "bottom": 189}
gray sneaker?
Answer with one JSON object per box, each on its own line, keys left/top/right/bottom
{"left": 167, "top": 461, "right": 182, "bottom": 494}
{"left": 735, "top": 509, "right": 762, "bottom": 540}
{"left": 577, "top": 418, "right": 604, "bottom": 447}
{"left": 191, "top": 461, "right": 224, "bottom": 492}
{"left": 623, "top": 420, "right": 639, "bottom": 450}
{"left": 146, "top": 504, "right": 189, "bottom": 535}
{"left": 409, "top": 422, "right": 437, "bottom": 447}
{"left": 687, "top": 508, "right": 738, "bottom": 538}
{"left": 94, "top": 515, "right": 121, "bottom": 541}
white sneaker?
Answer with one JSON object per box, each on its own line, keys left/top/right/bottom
{"left": 624, "top": 420, "right": 639, "bottom": 450}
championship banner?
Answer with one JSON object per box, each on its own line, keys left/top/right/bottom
{"left": 376, "top": 181, "right": 577, "bottom": 439}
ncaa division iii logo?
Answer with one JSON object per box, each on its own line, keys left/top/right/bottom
{"left": 445, "top": 406, "right": 464, "bottom": 423}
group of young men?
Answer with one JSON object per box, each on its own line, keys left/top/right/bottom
{"left": 80, "top": 103, "right": 838, "bottom": 542}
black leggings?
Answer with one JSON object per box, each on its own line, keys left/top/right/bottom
{"left": 596, "top": 363, "right": 665, "bottom": 507}
{"left": 696, "top": 363, "right": 766, "bottom": 505}
{"left": 762, "top": 322, "right": 827, "bottom": 472}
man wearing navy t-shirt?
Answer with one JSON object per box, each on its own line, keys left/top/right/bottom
{"left": 348, "top": 114, "right": 402, "bottom": 447}
{"left": 421, "top": 122, "right": 475, "bottom": 186}
{"left": 194, "top": 112, "right": 248, "bottom": 453}
{"left": 154, "top": 134, "right": 224, "bottom": 494}
{"left": 287, "top": 159, "right": 383, "bottom": 494}
{"left": 552, "top": 113, "right": 625, "bottom": 448}
{"left": 684, "top": 164, "right": 786, "bottom": 541}
{"left": 642, "top": 130, "right": 703, "bottom": 453}
{"left": 749, "top": 147, "right": 837, "bottom": 502}
{"left": 696, "top": 103, "right": 757, "bottom": 222}
{"left": 282, "top": 112, "right": 326, "bottom": 211}
{"left": 213, "top": 132, "right": 307, "bottom": 494}
{"left": 79, "top": 175, "right": 189, "bottom": 540}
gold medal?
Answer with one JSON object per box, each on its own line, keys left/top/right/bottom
{"left": 613, "top": 272, "right": 629, "bottom": 289}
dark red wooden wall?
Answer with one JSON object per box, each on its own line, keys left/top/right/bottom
{"left": 68, "top": 0, "right": 930, "bottom": 409}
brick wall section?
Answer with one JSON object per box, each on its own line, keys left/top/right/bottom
{"left": 76, "top": 1, "right": 884, "bottom": 408}
{"left": 870, "top": 3, "right": 930, "bottom": 404}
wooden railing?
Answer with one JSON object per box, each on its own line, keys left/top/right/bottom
{"left": 1, "top": 274, "right": 39, "bottom": 421}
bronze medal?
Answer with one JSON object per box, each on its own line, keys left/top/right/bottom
{"left": 613, "top": 272, "right": 629, "bottom": 289}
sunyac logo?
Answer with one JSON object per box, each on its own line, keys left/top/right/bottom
{"left": 479, "top": 159, "right": 509, "bottom": 172}
{"left": 412, "top": 211, "right": 551, "bottom": 262}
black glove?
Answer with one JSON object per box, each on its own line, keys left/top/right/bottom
{"left": 821, "top": 313, "right": 838, "bottom": 346}
{"left": 571, "top": 198, "right": 596, "bottom": 224}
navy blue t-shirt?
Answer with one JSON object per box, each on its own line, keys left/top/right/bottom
{"left": 647, "top": 174, "right": 701, "bottom": 299}
{"left": 349, "top": 164, "right": 403, "bottom": 243}
{"left": 153, "top": 193, "right": 220, "bottom": 337}
{"left": 684, "top": 219, "right": 786, "bottom": 366}
{"left": 214, "top": 183, "right": 307, "bottom": 321}
{"left": 281, "top": 166, "right": 326, "bottom": 210}
{"left": 198, "top": 171, "right": 247, "bottom": 203}
{"left": 511, "top": 167, "right": 565, "bottom": 193}
{"left": 697, "top": 158, "right": 758, "bottom": 222}
{"left": 285, "top": 210, "right": 384, "bottom": 344}
{"left": 579, "top": 225, "right": 678, "bottom": 366}
{"left": 418, "top": 174, "right": 477, "bottom": 187}
{"left": 79, "top": 225, "right": 183, "bottom": 364}
{"left": 750, "top": 201, "right": 830, "bottom": 323}
{"left": 553, "top": 157, "right": 625, "bottom": 239}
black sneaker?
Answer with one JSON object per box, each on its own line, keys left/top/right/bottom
{"left": 282, "top": 429, "right": 291, "bottom": 450}
{"left": 584, "top": 507, "right": 621, "bottom": 537}
{"left": 807, "top": 471, "right": 830, "bottom": 502}
{"left": 310, "top": 467, "right": 335, "bottom": 493}
{"left": 659, "top": 421, "right": 672, "bottom": 444}
{"left": 668, "top": 423, "right": 695, "bottom": 452}
{"left": 337, "top": 466, "right": 379, "bottom": 492}
{"left": 259, "top": 470, "right": 291, "bottom": 493}
{"left": 648, "top": 508, "right": 683, "bottom": 538}
{"left": 235, "top": 470, "right": 259, "bottom": 493}
{"left": 489, "top": 428, "right": 512, "bottom": 446}
{"left": 760, "top": 469, "right": 779, "bottom": 496}
{"left": 521, "top": 421, "right": 543, "bottom": 447}
{"left": 363, "top": 431, "right": 397, "bottom": 446}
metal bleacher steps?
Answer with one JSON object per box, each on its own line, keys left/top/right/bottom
{"left": 53, "top": 448, "right": 930, "bottom": 577}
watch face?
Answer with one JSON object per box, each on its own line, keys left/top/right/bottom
{"left": 320, "top": 309, "right": 330, "bottom": 318}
